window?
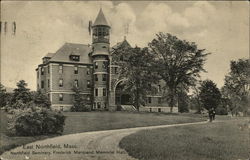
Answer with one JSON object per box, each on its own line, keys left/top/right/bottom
{"left": 41, "top": 80, "right": 44, "bottom": 89}
{"left": 103, "top": 88, "right": 106, "bottom": 96}
{"left": 69, "top": 55, "right": 80, "bottom": 61}
{"left": 87, "top": 95, "right": 90, "bottom": 101}
{"left": 87, "top": 67, "right": 90, "bottom": 75}
{"left": 98, "top": 28, "right": 102, "bottom": 36}
{"left": 148, "top": 97, "right": 152, "bottom": 104}
{"left": 48, "top": 79, "right": 50, "bottom": 88}
{"left": 95, "top": 74, "right": 98, "bottom": 81}
{"left": 59, "top": 79, "right": 63, "bottom": 87}
{"left": 41, "top": 68, "right": 44, "bottom": 75}
{"left": 74, "top": 79, "right": 78, "bottom": 87}
{"left": 95, "top": 88, "right": 98, "bottom": 96}
{"left": 94, "top": 28, "right": 97, "bottom": 35}
{"left": 74, "top": 66, "right": 78, "bottom": 74}
{"left": 94, "top": 62, "right": 98, "bottom": 69}
{"left": 59, "top": 65, "right": 63, "bottom": 74}
{"left": 158, "top": 108, "right": 161, "bottom": 112}
{"left": 48, "top": 65, "right": 50, "bottom": 74}
{"left": 103, "top": 61, "right": 108, "bottom": 69}
{"left": 149, "top": 108, "right": 152, "bottom": 112}
{"left": 87, "top": 80, "right": 91, "bottom": 88}
{"left": 102, "top": 74, "right": 106, "bottom": 81}
{"left": 97, "top": 102, "right": 101, "bottom": 109}
{"left": 114, "top": 67, "right": 118, "bottom": 74}
{"left": 93, "top": 103, "right": 96, "bottom": 109}
{"left": 120, "top": 55, "right": 123, "bottom": 61}
{"left": 158, "top": 97, "right": 161, "bottom": 104}
{"left": 59, "top": 94, "right": 63, "bottom": 101}
{"left": 60, "top": 106, "right": 64, "bottom": 111}
{"left": 158, "top": 85, "right": 161, "bottom": 92}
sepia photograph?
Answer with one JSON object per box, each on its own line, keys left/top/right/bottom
{"left": 0, "top": 1, "right": 249, "bottom": 160}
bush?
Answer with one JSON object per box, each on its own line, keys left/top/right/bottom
{"left": 71, "top": 87, "right": 91, "bottom": 112}
{"left": 8, "top": 107, "right": 65, "bottom": 136}
{"left": 71, "top": 104, "right": 91, "bottom": 112}
{"left": 31, "top": 90, "right": 51, "bottom": 108}
{"left": 215, "top": 106, "right": 228, "bottom": 115}
{"left": 9, "top": 100, "right": 27, "bottom": 109}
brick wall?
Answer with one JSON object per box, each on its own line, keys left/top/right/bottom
{"left": 37, "top": 64, "right": 50, "bottom": 93}
{"left": 36, "top": 62, "right": 94, "bottom": 110}
{"left": 51, "top": 63, "right": 93, "bottom": 91}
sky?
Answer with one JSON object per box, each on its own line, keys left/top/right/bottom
{"left": 0, "top": 1, "right": 249, "bottom": 90}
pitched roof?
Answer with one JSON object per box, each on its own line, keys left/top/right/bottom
{"left": 93, "top": 8, "right": 109, "bottom": 26}
{"left": 49, "top": 43, "right": 92, "bottom": 64}
{"left": 44, "top": 53, "right": 54, "bottom": 58}
{"left": 111, "top": 39, "right": 131, "bottom": 51}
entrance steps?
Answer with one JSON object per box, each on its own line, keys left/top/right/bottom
{"left": 121, "top": 105, "right": 137, "bottom": 112}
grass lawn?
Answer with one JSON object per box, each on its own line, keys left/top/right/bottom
{"left": 62, "top": 111, "right": 209, "bottom": 134}
{"left": 119, "top": 118, "right": 249, "bottom": 160}
{"left": 0, "top": 110, "right": 209, "bottom": 154}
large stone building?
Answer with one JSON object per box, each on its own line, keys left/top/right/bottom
{"left": 36, "top": 9, "right": 177, "bottom": 112}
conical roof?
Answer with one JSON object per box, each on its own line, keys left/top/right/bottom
{"left": 93, "top": 8, "right": 109, "bottom": 27}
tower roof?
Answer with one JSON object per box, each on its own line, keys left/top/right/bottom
{"left": 93, "top": 8, "right": 109, "bottom": 27}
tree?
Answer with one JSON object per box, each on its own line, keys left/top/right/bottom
{"left": 113, "top": 46, "right": 159, "bottom": 110}
{"left": 215, "top": 97, "right": 229, "bottom": 115}
{"left": 190, "top": 80, "right": 204, "bottom": 113}
{"left": 32, "top": 90, "right": 51, "bottom": 108}
{"left": 177, "top": 90, "right": 189, "bottom": 113}
{"left": 149, "top": 33, "right": 209, "bottom": 112}
{"left": 199, "top": 80, "right": 221, "bottom": 110}
{"left": 222, "top": 59, "right": 250, "bottom": 116}
{"left": 0, "top": 83, "right": 7, "bottom": 107}
{"left": 11, "top": 80, "right": 32, "bottom": 104}
{"left": 71, "top": 87, "right": 90, "bottom": 112}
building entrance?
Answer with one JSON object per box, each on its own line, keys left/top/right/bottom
{"left": 115, "top": 82, "right": 133, "bottom": 105}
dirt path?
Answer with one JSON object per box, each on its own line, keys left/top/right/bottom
{"left": 1, "top": 121, "right": 210, "bottom": 160}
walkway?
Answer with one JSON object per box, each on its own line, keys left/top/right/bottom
{"left": 1, "top": 121, "right": 211, "bottom": 160}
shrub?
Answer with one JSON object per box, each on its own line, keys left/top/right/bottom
{"left": 9, "top": 100, "right": 27, "bottom": 109}
{"left": 31, "top": 90, "right": 51, "bottom": 108}
{"left": 71, "top": 87, "right": 91, "bottom": 112}
{"left": 8, "top": 107, "right": 65, "bottom": 136}
{"left": 215, "top": 106, "right": 228, "bottom": 115}
{"left": 71, "top": 104, "right": 91, "bottom": 112}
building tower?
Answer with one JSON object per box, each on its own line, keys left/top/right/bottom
{"left": 91, "top": 8, "right": 110, "bottom": 110}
